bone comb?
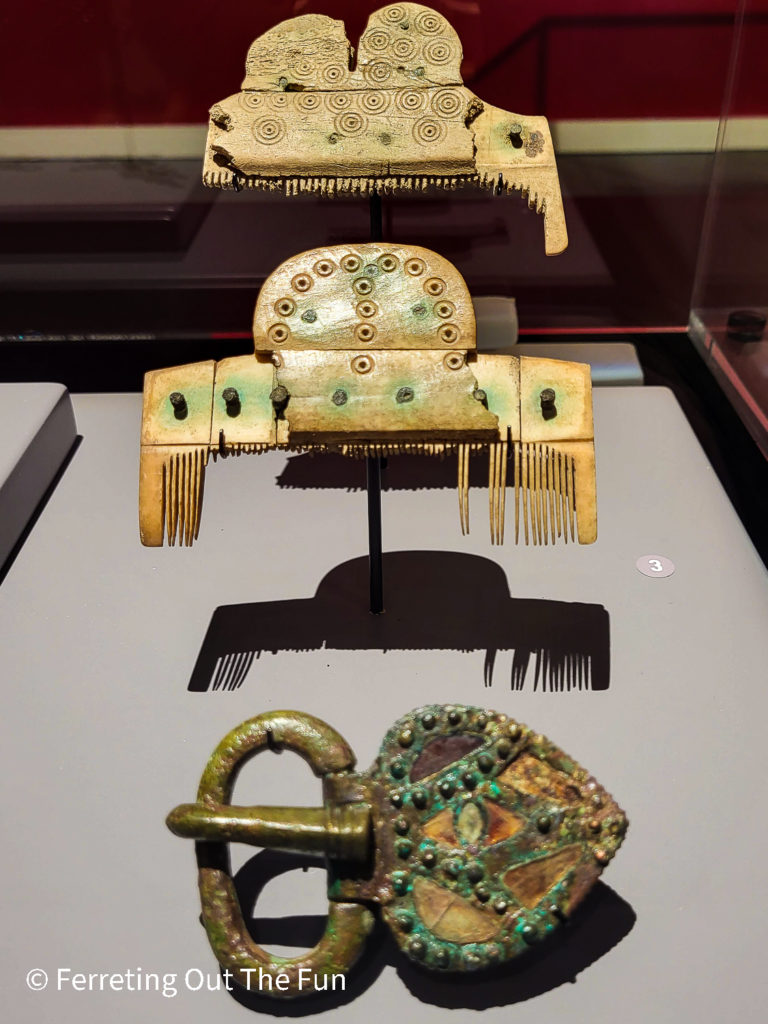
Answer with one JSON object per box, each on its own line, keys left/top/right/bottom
{"left": 139, "top": 243, "right": 596, "bottom": 548}
{"left": 203, "top": 2, "right": 567, "bottom": 255}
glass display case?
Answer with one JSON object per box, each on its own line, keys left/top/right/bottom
{"left": 2, "top": 0, "right": 761, "bottom": 351}
{"left": 689, "top": 0, "right": 768, "bottom": 457}
{"left": 3, "top": 6, "right": 768, "bottom": 1024}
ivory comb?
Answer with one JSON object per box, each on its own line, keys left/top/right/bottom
{"left": 139, "top": 243, "right": 596, "bottom": 548}
{"left": 203, "top": 2, "right": 567, "bottom": 255}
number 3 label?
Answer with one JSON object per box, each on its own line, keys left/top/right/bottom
{"left": 636, "top": 555, "right": 675, "bottom": 578}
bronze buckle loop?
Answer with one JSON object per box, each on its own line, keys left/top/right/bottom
{"left": 167, "top": 710, "right": 374, "bottom": 997}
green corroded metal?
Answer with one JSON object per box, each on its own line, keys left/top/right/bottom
{"left": 363, "top": 705, "right": 627, "bottom": 972}
{"left": 168, "top": 705, "right": 627, "bottom": 998}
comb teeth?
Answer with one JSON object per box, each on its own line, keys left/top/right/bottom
{"left": 213, "top": 441, "right": 272, "bottom": 460}
{"left": 145, "top": 438, "right": 589, "bottom": 547}
{"left": 339, "top": 442, "right": 450, "bottom": 458}
{"left": 163, "top": 446, "right": 209, "bottom": 547}
{"left": 457, "top": 442, "right": 579, "bottom": 545}
{"left": 206, "top": 173, "right": 503, "bottom": 197}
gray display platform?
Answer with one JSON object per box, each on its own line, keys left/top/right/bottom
{"left": 0, "top": 382, "right": 77, "bottom": 568}
{"left": 515, "top": 342, "right": 643, "bottom": 386}
{"left": 1, "top": 388, "right": 767, "bottom": 1023}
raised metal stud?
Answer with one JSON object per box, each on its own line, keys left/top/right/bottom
{"left": 540, "top": 387, "right": 557, "bottom": 420}
{"left": 169, "top": 392, "right": 187, "bottom": 418}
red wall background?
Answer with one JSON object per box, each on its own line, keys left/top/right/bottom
{"left": 1, "top": 0, "right": 766, "bottom": 127}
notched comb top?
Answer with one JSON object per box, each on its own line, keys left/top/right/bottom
{"left": 204, "top": 3, "right": 567, "bottom": 255}
{"left": 139, "top": 244, "right": 596, "bottom": 549}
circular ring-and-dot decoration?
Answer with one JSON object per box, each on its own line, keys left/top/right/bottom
{"left": 424, "top": 277, "right": 446, "bottom": 297}
{"left": 291, "top": 273, "right": 313, "bottom": 293}
{"left": 365, "top": 29, "right": 390, "bottom": 52}
{"left": 326, "top": 92, "right": 352, "bottom": 113}
{"left": 440, "top": 324, "right": 460, "bottom": 344}
{"left": 444, "top": 352, "right": 464, "bottom": 370}
{"left": 378, "top": 253, "right": 399, "bottom": 273}
{"left": 356, "top": 323, "right": 377, "bottom": 343}
{"left": 365, "top": 61, "right": 393, "bottom": 84}
{"left": 423, "top": 39, "right": 454, "bottom": 65}
{"left": 292, "top": 59, "right": 314, "bottom": 78}
{"left": 392, "top": 37, "right": 417, "bottom": 61}
{"left": 274, "top": 297, "right": 296, "bottom": 317}
{"left": 314, "top": 259, "right": 336, "bottom": 277}
{"left": 239, "top": 92, "right": 263, "bottom": 111}
{"left": 322, "top": 64, "right": 347, "bottom": 86}
{"left": 354, "top": 277, "right": 374, "bottom": 296}
{"left": 268, "top": 323, "right": 290, "bottom": 344}
{"left": 296, "top": 93, "right": 322, "bottom": 112}
{"left": 415, "top": 10, "right": 444, "bottom": 34}
{"left": 252, "top": 116, "right": 286, "bottom": 145}
{"left": 435, "top": 300, "right": 455, "bottom": 319}
{"left": 432, "top": 88, "right": 463, "bottom": 118}
{"left": 334, "top": 111, "right": 367, "bottom": 137}
{"left": 413, "top": 117, "right": 445, "bottom": 146}
{"left": 382, "top": 4, "right": 407, "bottom": 24}
{"left": 357, "top": 300, "right": 378, "bottom": 318}
{"left": 405, "top": 257, "right": 426, "bottom": 276}
{"left": 396, "top": 89, "right": 427, "bottom": 115}
{"left": 268, "top": 94, "right": 289, "bottom": 109}
{"left": 361, "top": 91, "right": 390, "bottom": 114}
{"left": 352, "top": 354, "right": 375, "bottom": 373}
{"left": 341, "top": 254, "right": 361, "bottom": 273}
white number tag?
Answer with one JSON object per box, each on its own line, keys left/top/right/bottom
{"left": 636, "top": 555, "right": 675, "bottom": 578}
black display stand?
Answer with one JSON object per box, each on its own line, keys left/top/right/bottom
{"left": 367, "top": 193, "right": 385, "bottom": 614}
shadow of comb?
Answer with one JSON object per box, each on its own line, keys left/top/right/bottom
{"left": 189, "top": 551, "right": 609, "bottom": 693}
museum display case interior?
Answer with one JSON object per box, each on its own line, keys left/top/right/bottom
{"left": 1, "top": 3, "right": 767, "bottom": 1023}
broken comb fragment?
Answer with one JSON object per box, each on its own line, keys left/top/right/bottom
{"left": 167, "top": 705, "right": 627, "bottom": 997}
{"left": 203, "top": 2, "right": 567, "bottom": 255}
{"left": 139, "top": 243, "right": 596, "bottom": 547}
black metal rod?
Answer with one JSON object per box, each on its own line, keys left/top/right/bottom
{"left": 366, "top": 191, "right": 385, "bottom": 614}
{"left": 367, "top": 455, "right": 384, "bottom": 614}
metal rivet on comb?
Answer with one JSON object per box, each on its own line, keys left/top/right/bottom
{"left": 222, "top": 387, "right": 240, "bottom": 417}
{"left": 540, "top": 388, "right": 557, "bottom": 419}
{"left": 169, "top": 392, "right": 187, "bottom": 418}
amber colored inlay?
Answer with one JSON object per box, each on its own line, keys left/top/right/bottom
{"left": 498, "top": 753, "right": 582, "bottom": 803}
{"left": 422, "top": 807, "right": 458, "bottom": 846}
{"left": 503, "top": 845, "right": 582, "bottom": 909}
{"left": 485, "top": 801, "right": 525, "bottom": 844}
{"left": 412, "top": 877, "right": 501, "bottom": 944}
